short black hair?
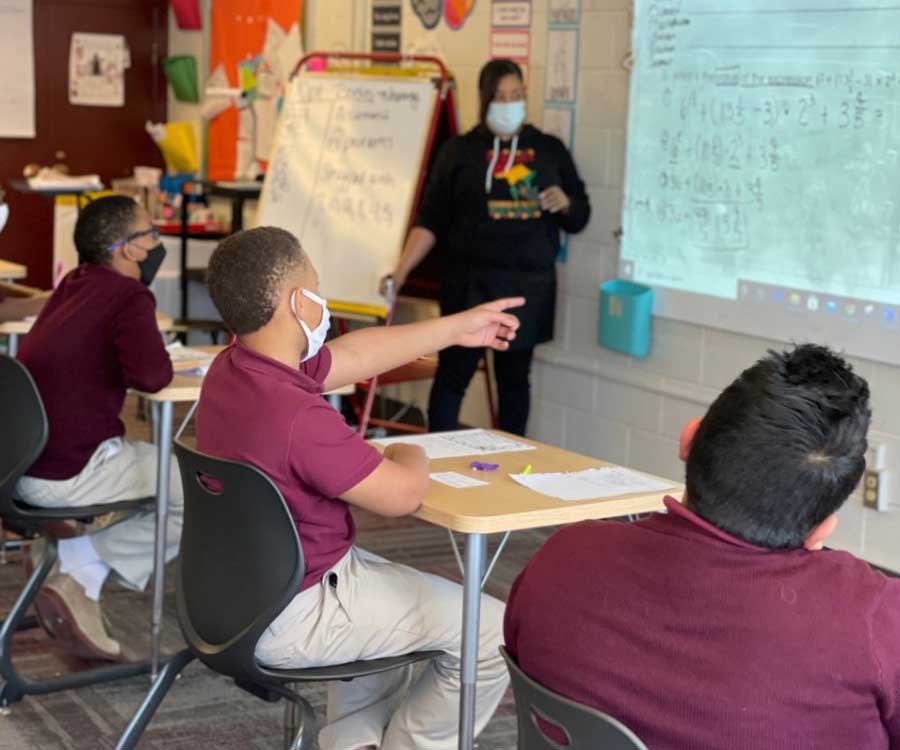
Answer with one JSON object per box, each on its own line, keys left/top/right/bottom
{"left": 477, "top": 59, "right": 524, "bottom": 126}
{"left": 207, "top": 226, "right": 308, "bottom": 335}
{"left": 73, "top": 195, "right": 140, "bottom": 265}
{"left": 685, "top": 344, "right": 870, "bottom": 549}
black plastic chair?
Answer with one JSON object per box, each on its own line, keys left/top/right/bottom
{"left": 500, "top": 646, "right": 648, "bottom": 750}
{"left": 0, "top": 355, "right": 155, "bottom": 706}
{"left": 117, "top": 441, "right": 439, "bottom": 750}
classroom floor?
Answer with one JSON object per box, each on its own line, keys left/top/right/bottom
{"left": 0, "top": 397, "right": 555, "bottom": 749}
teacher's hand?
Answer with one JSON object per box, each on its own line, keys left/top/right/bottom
{"left": 540, "top": 185, "right": 571, "bottom": 214}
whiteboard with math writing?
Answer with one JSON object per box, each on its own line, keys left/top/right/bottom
{"left": 256, "top": 73, "right": 438, "bottom": 314}
{"left": 621, "top": 0, "right": 900, "bottom": 366}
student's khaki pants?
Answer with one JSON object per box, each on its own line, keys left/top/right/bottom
{"left": 15, "top": 437, "right": 184, "bottom": 591}
{"left": 255, "top": 546, "right": 509, "bottom": 750}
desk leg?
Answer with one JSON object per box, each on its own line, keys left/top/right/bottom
{"left": 458, "top": 533, "right": 486, "bottom": 750}
{"left": 150, "top": 401, "right": 173, "bottom": 681}
{"left": 7, "top": 333, "right": 18, "bottom": 357}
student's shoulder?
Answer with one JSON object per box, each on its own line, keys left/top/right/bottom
{"left": 536, "top": 519, "right": 633, "bottom": 564}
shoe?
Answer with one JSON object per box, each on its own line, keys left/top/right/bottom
{"left": 34, "top": 573, "right": 123, "bottom": 662}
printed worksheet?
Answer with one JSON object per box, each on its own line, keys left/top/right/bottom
{"left": 372, "top": 429, "right": 536, "bottom": 459}
{"left": 429, "top": 472, "right": 489, "bottom": 489}
{"left": 511, "top": 467, "right": 675, "bottom": 502}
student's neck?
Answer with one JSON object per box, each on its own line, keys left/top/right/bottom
{"left": 240, "top": 329, "right": 303, "bottom": 370}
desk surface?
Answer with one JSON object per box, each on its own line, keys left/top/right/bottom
{"left": 0, "top": 259, "right": 27, "bottom": 280}
{"left": 0, "top": 311, "right": 175, "bottom": 336}
{"left": 407, "top": 432, "right": 681, "bottom": 534}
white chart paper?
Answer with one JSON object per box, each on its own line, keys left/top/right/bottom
{"left": 0, "top": 0, "right": 35, "bottom": 137}
{"left": 511, "top": 467, "right": 675, "bottom": 502}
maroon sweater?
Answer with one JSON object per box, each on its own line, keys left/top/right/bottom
{"left": 504, "top": 497, "right": 900, "bottom": 750}
{"left": 18, "top": 264, "right": 172, "bottom": 480}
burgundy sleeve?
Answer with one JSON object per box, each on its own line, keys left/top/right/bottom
{"left": 113, "top": 290, "right": 173, "bottom": 393}
{"left": 870, "top": 579, "right": 900, "bottom": 746}
{"left": 288, "top": 402, "right": 383, "bottom": 498}
{"left": 301, "top": 345, "right": 333, "bottom": 386}
{"left": 503, "top": 565, "right": 527, "bottom": 657}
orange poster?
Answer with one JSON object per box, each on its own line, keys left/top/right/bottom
{"left": 208, "top": 0, "right": 303, "bottom": 181}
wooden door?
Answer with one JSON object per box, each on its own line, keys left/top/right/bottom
{"left": 0, "top": 0, "right": 167, "bottom": 287}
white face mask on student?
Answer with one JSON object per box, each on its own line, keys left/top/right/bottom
{"left": 486, "top": 100, "right": 526, "bottom": 137}
{"left": 290, "top": 288, "right": 331, "bottom": 362}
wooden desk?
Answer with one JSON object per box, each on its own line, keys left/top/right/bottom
{"left": 404, "top": 432, "right": 682, "bottom": 750}
{"left": 0, "top": 312, "right": 175, "bottom": 357}
{"left": 0, "top": 259, "right": 26, "bottom": 281}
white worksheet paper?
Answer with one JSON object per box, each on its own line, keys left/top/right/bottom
{"left": 372, "top": 429, "right": 536, "bottom": 460}
{"left": 429, "top": 472, "right": 489, "bottom": 489}
{"left": 511, "top": 467, "right": 675, "bottom": 502}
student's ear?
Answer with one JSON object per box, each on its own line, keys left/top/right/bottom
{"left": 678, "top": 417, "right": 702, "bottom": 462}
{"left": 803, "top": 514, "right": 838, "bottom": 551}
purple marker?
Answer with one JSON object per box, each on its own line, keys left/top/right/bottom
{"left": 470, "top": 461, "right": 499, "bottom": 471}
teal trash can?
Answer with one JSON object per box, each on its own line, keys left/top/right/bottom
{"left": 598, "top": 279, "right": 653, "bottom": 358}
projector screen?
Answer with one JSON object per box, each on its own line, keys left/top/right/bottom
{"left": 621, "top": 1, "right": 900, "bottom": 365}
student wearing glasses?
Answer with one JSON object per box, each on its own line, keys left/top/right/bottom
{"left": 16, "top": 195, "right": 183, "bottom": 662}
{"left": 382, "top": 58, "right": 590, "bottom": 436}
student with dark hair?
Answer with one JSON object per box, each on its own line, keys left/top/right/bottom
{"left": 382, "top": 58, "right": 591, "bottom": 436}
{"left": 15, "top": 195, "right": 182, "bottom": 662}
{"left": 505, "top": 344, "right": 900, "bottom": 749}
{"left": 200, "top": 225, "right": 520, "bottom": 750}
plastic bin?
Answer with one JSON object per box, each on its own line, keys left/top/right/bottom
{"left": 598, "top": 279, "right": 653, "bottom": 358}
{"left": 163, "top": 56, "right": 199, "bottom": 103}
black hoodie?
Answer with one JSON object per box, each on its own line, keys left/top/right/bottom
{"left": 415, "top": 123, "right": 591, "bottom": 348}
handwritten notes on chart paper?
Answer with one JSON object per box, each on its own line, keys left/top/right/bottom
{"left": 372, "top": 429, "right": 536, "bottom": 460}
{"left": 0, "top": 0, "right": 35, "bottom": 137}
{"left": 511, "top": 467, "right": 676, "bottom": 502}
{"left": 257, "top": 75, "right": 438, "bottom": 311}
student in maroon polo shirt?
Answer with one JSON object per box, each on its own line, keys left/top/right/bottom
{"left": 16, "top": 196, "right": 182, "bottom": 663}
{"left": 198, "top": 226, "right": 520, "bottom": 750}
{"left": 505, "top": 344, "right": 900, "bottom": 749}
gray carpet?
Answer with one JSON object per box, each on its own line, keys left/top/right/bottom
{"left": 0, "top": 398, "right": 552, "bottom": 749}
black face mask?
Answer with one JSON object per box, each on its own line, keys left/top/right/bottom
{"left": 139, "top": 243, "right": 166, "bottom": 286}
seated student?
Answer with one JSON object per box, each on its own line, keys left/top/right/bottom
{"left": 198, "top": 226, "right": 519, "bottom": 750}
{"left": 504, "top": 344, "right": 900, "bottom": 750}
{"left": 0, "top": 284, "right": 47, "bottom": 322}
{"left": 15, "top": 195, "right": 183, "bottom": 662}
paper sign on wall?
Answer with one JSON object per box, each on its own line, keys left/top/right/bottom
{"left": 545, "top": 28, "right": 578, "bottom": 103}
{"left": 69, "top": 33, "right": 127, "bottom": 107}
{"left": 0, "top": 0, "right": 36, "bottom": 137}
{"left": 549, "top": 0, "right": 579, "bottom": 25}
{"left": 492, "top": 0, "right": 530, "bottom": 26}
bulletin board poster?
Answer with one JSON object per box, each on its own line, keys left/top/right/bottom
{"left": 207, "top": 0, "right": 303, "bottom": 181}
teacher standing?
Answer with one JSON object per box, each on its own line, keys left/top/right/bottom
{"left": 382, "top": 59, "right": 591, "bottom": 436}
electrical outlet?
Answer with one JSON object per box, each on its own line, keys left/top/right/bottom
{"left": 862, "top": 468, "right": 890, "bottom": 512}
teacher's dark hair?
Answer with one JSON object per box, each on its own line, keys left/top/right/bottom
{"left": 685, "top": 344, "right": 870, "bottom": 549}
{"left": 74, "top": 195, "right": 139, "bottom": 266}
{"left": 208, "top": 226, "right": 309, "bottom": 335}
{"left": 478, "top": 59, "right": 524, "bottom": 125}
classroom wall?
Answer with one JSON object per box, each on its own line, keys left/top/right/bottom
{"left": 304, "top": 0, "right": 900, "bottom": 572}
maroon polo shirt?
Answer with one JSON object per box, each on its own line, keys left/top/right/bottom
{"left": 504, "top": 497, "right": 900, "bottom": 750}
{"left": 18, "top": 264, "right": 172, "bottom": 480}
{"left": 196, "top": 341, "right": 383, "bottom": 592}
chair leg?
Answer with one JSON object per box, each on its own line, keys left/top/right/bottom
{"left": 115, "top": 649, "right": 195, "bottom": 750}
{"left": 283, "top": 686, "right": 317, "bottom": 750}
{"left": 0, "top": 537, "right": 153, "bottom": 708}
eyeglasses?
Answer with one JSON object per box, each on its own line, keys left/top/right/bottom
{"left": 107, "top": 226, "right": 161, "bottom": 252}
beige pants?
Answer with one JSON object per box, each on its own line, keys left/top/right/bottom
{"left": 255, "top": 547, "right": 509, "bottom": 750}
{"left": 15, "top": 437, "right": 184, "bottom": 591}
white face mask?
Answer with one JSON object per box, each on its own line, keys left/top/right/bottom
{"left": 290, "top": 288, "right": 331, "bottom": 362}
{"left": 0, "top": 204, "right": 8, "bottom": 234}
{"left": 486, "top": 100, "right": 526, "bottom": 137}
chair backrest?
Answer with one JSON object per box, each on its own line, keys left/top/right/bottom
{"left": 173, "top": 441, "right": 304, "bottom": 683}
{"left": 0, "top": 355, "right": 49, "bottom": 520}
{"left": 500, "top": 647, "right": 648, "bottom": 750}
